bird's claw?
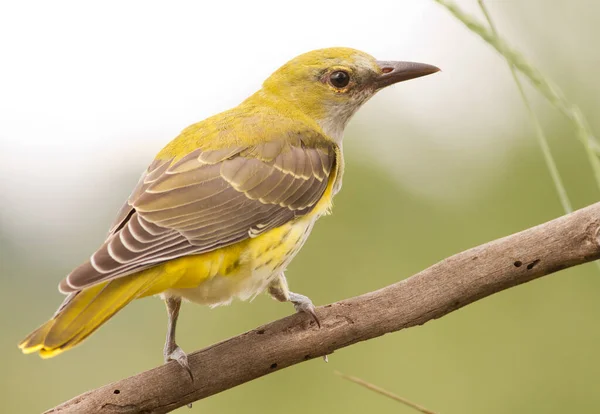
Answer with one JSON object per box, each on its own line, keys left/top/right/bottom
{"left": 289, "top": 292, "right": 321, "bottom": 328}
{"left": 165, "top": 345, "right": 193, "bottom": 381}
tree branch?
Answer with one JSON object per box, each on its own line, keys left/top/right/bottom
{"left": 46, "top": 202, "right": 600, "bottom": 414}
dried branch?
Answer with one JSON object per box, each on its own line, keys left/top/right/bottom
{"left": 46, "top": 202, "right": 600, "bottom": 414}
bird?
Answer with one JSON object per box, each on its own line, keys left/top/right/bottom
{"left": 18, "top": 47, "right": 439, "bottom": 376}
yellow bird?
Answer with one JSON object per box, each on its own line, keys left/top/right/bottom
{"left": 19, "top": 47, "right": 439, "bottom": 375}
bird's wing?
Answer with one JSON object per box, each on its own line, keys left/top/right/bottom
{"left": 60, "top": 134, "right": 337, "bottom": 293}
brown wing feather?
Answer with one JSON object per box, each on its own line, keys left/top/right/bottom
{"left": 61, "top": 137, "right": 336, "bottom": 293}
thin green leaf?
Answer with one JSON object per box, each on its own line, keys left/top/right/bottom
{"left": 433, "top": 0, "right": 600, "bottom": 194}
{"left": 476, "top": 0, "right": 572, "bottom": 213}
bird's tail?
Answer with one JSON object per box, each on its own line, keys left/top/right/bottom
{"left": 19, "top": 268, "right": 166, "bottom": 358}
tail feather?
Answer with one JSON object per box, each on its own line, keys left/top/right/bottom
{"left": 19, "top": 320, "right": 55, "bottom": 355}
{"left": 18, "top": 268, "right": 166, "bottom": 358}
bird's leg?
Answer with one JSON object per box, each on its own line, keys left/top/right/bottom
{"left": 268, "top": 273, "right": 321, "bottom": 328}
{"left": 163, "top": 296, "right": 193, "bottom": 380}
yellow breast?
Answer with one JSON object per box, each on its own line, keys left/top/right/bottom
{"left": 138, "top": 146, "right": 340, "bottom": 306}
{"left": 158, "top": 215, "right": 313, "bottom": 305}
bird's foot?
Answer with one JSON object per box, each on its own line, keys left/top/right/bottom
{"left": 164, "top": 344, "right": 193, "bottom": 381}
{"left": 289, "top": 292, "right": 321, "bottom": 328}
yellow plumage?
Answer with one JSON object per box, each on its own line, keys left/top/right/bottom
{"left": 18, "top": 47, "right": 439, "bottom": 368}
{"left": 19, "top": 177, "right": 336, "bottom": 357}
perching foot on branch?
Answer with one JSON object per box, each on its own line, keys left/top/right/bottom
{"left": 268, "top": 273, "right": 321, "bottom": 328}
{"left": 163, "top": 296, "right": 193, "bottom": 381}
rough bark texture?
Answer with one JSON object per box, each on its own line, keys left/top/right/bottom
{"left": 46, "top": 202, "right": 600, "bottom": 414}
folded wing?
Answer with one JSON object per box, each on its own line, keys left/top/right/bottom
{"left": 60, "top": 134, "right": 336, "bottom": 293}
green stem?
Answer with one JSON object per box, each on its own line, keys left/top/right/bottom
{"left": 433, "top": 0, "right": 600, "bottom": 194}
{"left": 477, "top": 0, "right": 572, "bottom": 213}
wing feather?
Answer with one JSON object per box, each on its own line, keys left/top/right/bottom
{"left": 62, "top": 136, "right": 337, "bottom": 293}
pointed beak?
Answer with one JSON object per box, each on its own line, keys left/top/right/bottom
{"left": 374, "top": 61, "right": 440, "bottom": 89}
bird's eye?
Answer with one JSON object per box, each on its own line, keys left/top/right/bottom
{"left": 329, "top": 71, "right": 350, "bottom": 89}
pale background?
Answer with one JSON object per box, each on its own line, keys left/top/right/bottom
{"left": 1, "top": 0, "right": 599, "bottom": 413}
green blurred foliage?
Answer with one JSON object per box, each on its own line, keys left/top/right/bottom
{"left": 3, "top": 1, "right": 600, "bottom": 413}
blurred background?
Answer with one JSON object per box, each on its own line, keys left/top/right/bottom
{"left": 1, "top": 0, "right": 600, "bottom": 412}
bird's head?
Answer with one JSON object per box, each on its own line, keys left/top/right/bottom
{"left": 261, "top": 47, "right": 440, "bottom": 142}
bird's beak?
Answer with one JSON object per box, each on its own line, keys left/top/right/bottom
{"left": 374, "top": 61, "right": 440, "bottom": 89}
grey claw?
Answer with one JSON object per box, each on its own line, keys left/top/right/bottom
{"left": 165, "top": 346, "right": 193, "bottom": 381}
{"left": 289, "top": 292, "right": 321, "bottom": 328}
